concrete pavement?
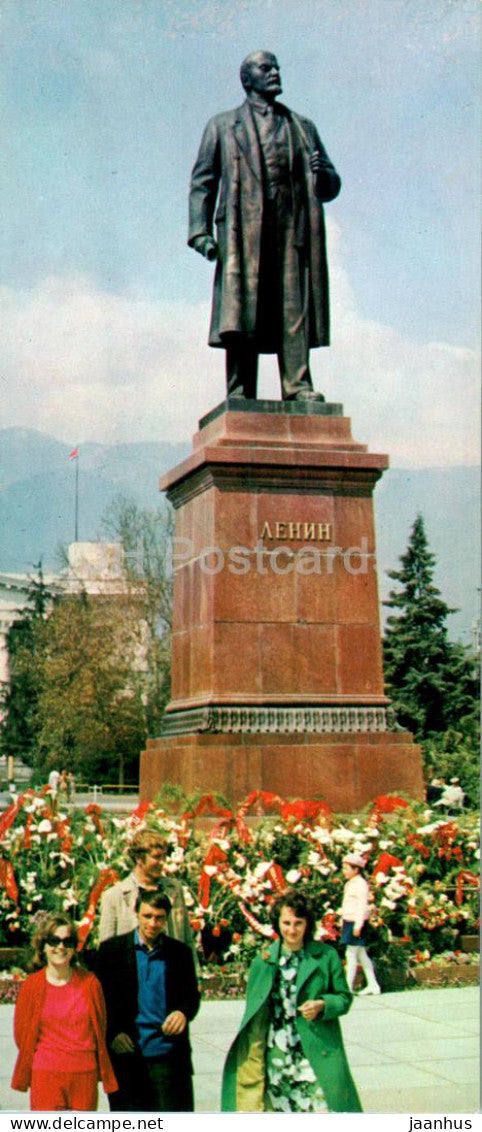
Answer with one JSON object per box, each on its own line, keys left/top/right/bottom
{"left": 0, "top": 986, "right": 478, "bottom": 1114}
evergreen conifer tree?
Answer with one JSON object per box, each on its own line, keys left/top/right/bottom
{"left": 383, "top": 515, "right": 478, "bottom": 738}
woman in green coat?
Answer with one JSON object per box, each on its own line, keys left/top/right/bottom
{"left": 221, "top": 889, "right": 362, "bottom": 1113}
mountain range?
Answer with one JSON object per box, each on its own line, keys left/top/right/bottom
{"left": 0, "top": 427, "right": 479, "bottom": 645}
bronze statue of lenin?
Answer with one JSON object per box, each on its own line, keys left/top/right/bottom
{"left": 188, "top": 51, "right": 341, "bottom": 402}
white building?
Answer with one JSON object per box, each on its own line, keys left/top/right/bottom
{"left": 0, "top": 542, "right": 127, "bottom": 687}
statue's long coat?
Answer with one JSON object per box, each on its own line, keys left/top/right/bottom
{"left": 188, "top": 101, "right": 341, "bottom": 352}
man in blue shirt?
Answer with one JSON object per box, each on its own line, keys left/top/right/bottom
{"left": 98, "top": 891, "right": 200, "bottom": 1111}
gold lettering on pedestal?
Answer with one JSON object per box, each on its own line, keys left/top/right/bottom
{"left": 260, "top": 521, "right": 332, "bottom": 542}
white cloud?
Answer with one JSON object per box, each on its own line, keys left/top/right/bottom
{"left": 0, "top": 275, "right": 224, "bottom": 444}
{"left": 314, "top": 220, "right": 480, "bottom": 466}
{"left": 0, "top": 223, "right": 479, "bottom": 466}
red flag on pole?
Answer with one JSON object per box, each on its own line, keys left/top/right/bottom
{"left": 69, "top": 447, "right": 79, "bottom": 459}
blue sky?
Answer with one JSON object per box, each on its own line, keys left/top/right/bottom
{"left": 0, "top": 0, "right": 480, "bottom": 465}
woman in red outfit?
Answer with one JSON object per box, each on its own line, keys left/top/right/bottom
{"left": 11, "top": 914, "right": 117, "bottom": 1111}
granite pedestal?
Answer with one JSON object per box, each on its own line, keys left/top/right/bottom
{"left": 140, "top": 400, "right": 423, "bottom": 807}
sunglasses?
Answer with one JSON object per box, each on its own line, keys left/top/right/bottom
{"left": 45, "top": 935, "right": 75, "bottom": 949}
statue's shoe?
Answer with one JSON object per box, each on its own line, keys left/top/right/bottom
{"left": 288, "top": 390, "right": 325, "bottom": 403}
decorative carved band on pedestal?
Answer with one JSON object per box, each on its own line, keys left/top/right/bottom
{"left": 161, "top": 704, "right": 400, "bottom": 737}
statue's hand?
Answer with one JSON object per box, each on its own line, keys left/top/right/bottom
{"left": 193, "top": 235, "right": 218, "bottom": 261}
{"left": 309, "top": 150, "right": 322, "bottom": 175}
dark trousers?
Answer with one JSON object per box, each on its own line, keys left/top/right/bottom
{"left": 109, "top": 1050, "right": 194, "bottom": 1112}
{"left": 225, "top": 194, "right": 314, "bottom": 400}
{"left": 226, "top": 337, "right": 313, "bottom": 400}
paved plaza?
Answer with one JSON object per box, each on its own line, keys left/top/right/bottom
{"left": 0, "top": 985, "right": 478, "bottom": 1114}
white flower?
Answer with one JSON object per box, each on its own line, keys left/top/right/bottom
{"left": 37, "top": 820, "right": 52, "bottom": 834}
{"left": 311, "top": 827, "right": 332, "bottom": 846}
{"left": 332, "top": 827, "right": 354, "bottom": 844}
{"left": 274, "top": 1030, "right": 288, "bottom": 1052}
{"left": 417, "top": 820, "right": 445, "bottom": 835}
{"left": 285, "top": 869, "right": 301, "bottom": 884}
{"left": 26, "top": 798, "right": 46, "bottom": 813}
{"left": 203, "top": 865, "right": 218, "bottom": 877}
{"left": 381, "top": 898, "right": 396, "bottom": 910}
{"left": 253, "top": 861, "right": 272, "bottom": 879}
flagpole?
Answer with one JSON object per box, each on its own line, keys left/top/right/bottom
{"left": 75, "top": 454, "right": 79, "bottom": 542}
{"left": 69, "top": 447, "right": 80, "bottom": 542}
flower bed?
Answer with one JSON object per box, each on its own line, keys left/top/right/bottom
{"left": 0, "top": 788, "right": 479, "bottom": 981}
{"left": 409, "top": 949, "right": 479, "bottom": 988}
{"left": 199, "top": 963, "right": 248, "bottom": 1000}
{"left": 0, "top": 970, "right": 26, "bottom": 1004}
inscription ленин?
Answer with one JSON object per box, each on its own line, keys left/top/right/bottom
{"left": 260, "top": 521, "right": 332, "bottom": 542}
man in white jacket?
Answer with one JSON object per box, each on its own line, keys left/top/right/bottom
{"left": 340, "top": 852, "right": 381, "bottom": 996}
{"left": 98, "top": 829, "right": 194, "bottom": 957}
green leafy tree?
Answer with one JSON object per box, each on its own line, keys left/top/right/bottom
{"left": 383, "top": 514, "right": 479, "bottom": 739}
{"left": 32, "top": 590, "right": 148, "bottom": 785}
{"left": 2, "top": 504, "right": 173, "bottom": 786}
{"left": 100, "top": 496, "right": 173, "bottom": 734}
{"left": 1, "top": 572, "right": 150, "bottom": 785}
{"left": 0, "top": 565, "right": 54, "bottom": 768}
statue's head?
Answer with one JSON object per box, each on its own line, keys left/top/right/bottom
{"left": 240, "top": 51, "right": 282, "bottom": 99}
